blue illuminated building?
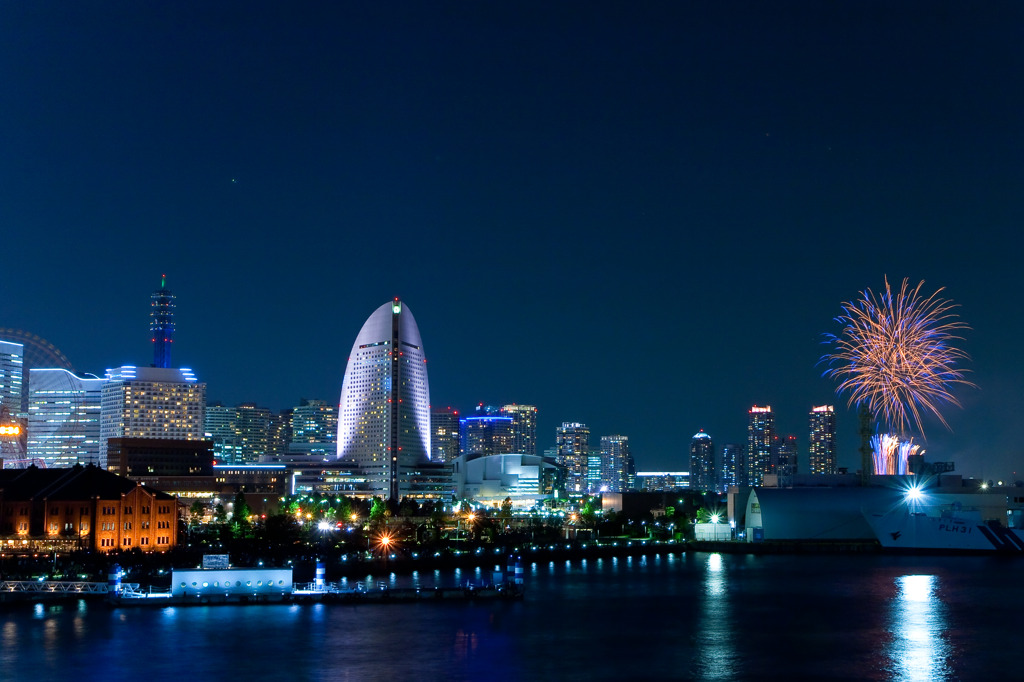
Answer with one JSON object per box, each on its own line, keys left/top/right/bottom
{"left": 150, "top": 275, "right": 175, "bottom": 369}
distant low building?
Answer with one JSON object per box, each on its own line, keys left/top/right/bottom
{"left": 635, "top": 471, "right": 689, "bottom": 491}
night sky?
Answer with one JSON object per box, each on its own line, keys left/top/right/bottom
{"left": 3, "top": 3, "right": 1023, "bottom": 479}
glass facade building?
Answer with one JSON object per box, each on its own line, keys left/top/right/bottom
{"left": 337, "top": 299, "right": 431, "bottom": 500}
{"left": 0, "top": 340, "right": 24, "bottom": 418}
{"left": 26, "top": 368, "right": 105, "bottom": 467}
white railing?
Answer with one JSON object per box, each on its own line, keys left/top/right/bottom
{"left": 0, "top": 581, "right": 110, "bottom": 594}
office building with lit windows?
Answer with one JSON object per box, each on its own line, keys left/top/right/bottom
{"left": 501, "top": 404, "right": 538, "bottom": 455}
{"left": 747, "top": 405, "right": 775, "bottom": 487}
{"left": 721, "top": 442, "right": 744, "bottom": 489}
{"left": 809, "top": 405, "right": 837, "bottom": 474}
{"left": 289, "top": 399, "right": 337, "bottom": 458}
{"left": 99, "top": 366, "right": 206, "bottom": 468}
{"left": 460, "top": 415, "right": 514, "bottom": 456}
{"left": 599, "top": 434, "right": 632, "bottom": 493}
{"left": 690, "top": 430, "right": 716, "bottom": 492}
{"left": 556, "top": 422, "right": 590, "bottom": 495}
{"left": 635, "top": 471, "right": 690, "bottom": 491}
{"left": 430, "top": 406, "right": 460, "bottom": 463}
{"left": 26, "top": 368, "right": 106, "bottom": 467}
{"left": 772, "top": 434, "right": 798, "bottom": 476}
{"left": 337, "top": 299, "right": 431, "bottom": 501}
{"left": 204, "top": 402, "right": 272, "bottom": 465}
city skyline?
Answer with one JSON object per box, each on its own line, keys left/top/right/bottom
{"left": 3, "top": 4, "right": 1023, "bottom": 479}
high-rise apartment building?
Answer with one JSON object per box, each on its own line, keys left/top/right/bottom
{"left": 720, "top": 442, "right": 744, "bottom": 489}
{"left": 99, "top": 366, "right": 206, "bottom": 468}
{"left": 337, "top": 299, "right": 431, "bottom": 500}
{"left": 556, "top": 422, "right": 590, "bottom": 495}
{"left": 809, "top": 405, "right": 837, "bottom": 475}
{"left": 204, "top": 402, "right": 271, "bottom": 464}
{"left": 599, "top": 434, "right": 632, "bottom": 493}
{"left": 690, "top": 430, "right": 716, "bottom": 492}
{"left": 501, "top": 404, "right": 538, "bottom": 455}
{"left": 290, "top": 399, "right": 337, "bottom": 458}
{"left": 746, "top": 405, "right": 775, "bottom": 487}
{"left": 430, "top": 406, "right": 460, "bottom": 463}
{"left": 26, "top": 368, "right": 105, "bottom": 467}
{"left": 460, "top": 415, "right": 514, "bottom": 456}
{"left": 150, "top": 276, "right": 175, "bottom": 369}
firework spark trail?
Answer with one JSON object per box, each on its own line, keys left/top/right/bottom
{"left": 822, "top": 277, "right": 975, "bottom": 437}
{"left": 870, "top": 433, "right": 922, "bottom": 475}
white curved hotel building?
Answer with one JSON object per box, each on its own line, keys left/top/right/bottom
{"left": 337, "top": 299, "right": 431, "bottom": 500}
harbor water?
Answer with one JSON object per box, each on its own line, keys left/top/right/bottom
{"left": 1, "top": 551, "right": 1017, "bottom": 681}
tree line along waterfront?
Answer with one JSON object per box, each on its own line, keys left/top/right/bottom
{"left": 0, "top": 491, "right": 714, "bottom": 588}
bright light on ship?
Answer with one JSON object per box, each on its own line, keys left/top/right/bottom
{"left": 905, "top": 486, "right": 924, "bottom": 502}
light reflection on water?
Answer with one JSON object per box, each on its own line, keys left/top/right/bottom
{"left": 0, "top": 555, "right": 1012, "bottom": 680}
{"left": 888, "top": 574, "right": 952, "bottom": 682}
{"left": 692, "top": 552, "right": 736, "bottom": 681}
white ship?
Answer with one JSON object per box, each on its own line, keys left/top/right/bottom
{"left": 864, "top": 501, "right": 1024, "bottom": 553}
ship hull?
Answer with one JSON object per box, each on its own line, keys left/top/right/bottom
{"left": 864, "top": 509, "right": 1024, "bottom": 553}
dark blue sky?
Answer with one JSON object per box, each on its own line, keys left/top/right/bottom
{"left": 3, "top": 2, "right": 1023, "bottom": 478}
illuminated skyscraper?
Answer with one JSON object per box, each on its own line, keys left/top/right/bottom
{"left": 150, "top": 275, "right": 175, "bottom": 369}
{"left": 337, "top": 299, "right": 430, "bottom": 500}
{"left": 26, "top": 368, "right": 105, "bottom": 467}
{"left": 501, "top": 404, "right": 538, "bottom": 455}
{"left": 430, "top": 406, "right": 460, "bottom": 464}
{"left": 599, "top": 434, "right": 632, "bottom": 492}
{"left": 809, "top": 405, "right": 837, "bottom": 474}
{"left": 99, "top": 366, "right": 206, "bottom": 468}
{"left": 720, "top": 442, "right": 744, "bottom": 489}
{"left": 747, "top": 405, "right": 775, "bottom": 487}
{"left": 460, "top": 415, "right": 514, "bottom": 456}
{"left": 690, "top": 430, "right": 716, "bottom": 491}
{"left": 556, "top": 422, "right": 590, "bottom": 495}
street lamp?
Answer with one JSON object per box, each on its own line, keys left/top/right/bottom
{"left": 376, "top": 532, "right": 395, "bottom": 572}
